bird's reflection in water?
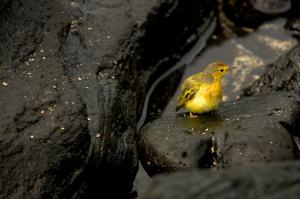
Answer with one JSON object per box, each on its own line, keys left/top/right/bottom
{"left": 176, "top": 112, "right": 224, "bottom": 134}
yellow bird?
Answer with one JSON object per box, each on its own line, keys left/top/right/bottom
{"left": 176, "top": 61, "right": 232, "bottom": 117}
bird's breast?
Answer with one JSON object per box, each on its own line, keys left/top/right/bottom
{"left": 201, "top": 81, "right": 222, "bottom": 99}
{"left": 185, "top": 81, "right": 223, "bottom": 113}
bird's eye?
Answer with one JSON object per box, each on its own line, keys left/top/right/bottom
{"left": 220, "top": 69, "right": 224, "bottom": 72}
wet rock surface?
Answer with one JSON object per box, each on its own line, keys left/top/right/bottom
{"left": 244, "top": 45, "right": 300, "bottom": 96}
{"left": 143, "top": 160, "right": 300, "bottom": 199}
{"left": 0, "top": 1, "right": 90, "bottom": 198}
{"left": 138, "top": 92, "right": 300, "bottom": 176}
{"left": 0, "top": 0, "right": 215, "bottom": 198}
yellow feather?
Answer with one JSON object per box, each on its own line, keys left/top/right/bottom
{"left": 185, "top": 81, "right": 222, "bottom": 113}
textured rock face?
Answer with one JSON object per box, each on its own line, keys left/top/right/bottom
{"left": 0, "top": 1, "right": 91, "bottom": 198}
{"left": 0, "top": 75, "right": 90, "bottom": 199}
{"left": 0, "top": 0, "right": 215, "bottom": 198}
{"left": 143, "top": 161, "right": 300, "bottom": 199}
{"left": 244, "top": 45, "right": 300, "bottom": 96}
{"left": 138, "top": 92, "right": 300, "bottom": 176}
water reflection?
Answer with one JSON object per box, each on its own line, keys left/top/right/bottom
{"left": 176, "top": 112, "right": 224, "bottom": 133}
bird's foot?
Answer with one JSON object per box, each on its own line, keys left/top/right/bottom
{"left": 189, "top": 112, "right": 199, "bottom": 118}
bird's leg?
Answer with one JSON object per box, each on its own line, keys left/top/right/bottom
{"left": 208, "top": 110, "right": 217, "bottom": 114}
{"left": 189, "top": 112, "right": 198, "bottom": 118}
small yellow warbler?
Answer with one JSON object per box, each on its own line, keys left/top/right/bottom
{"left": 176, "top": 61, "right": 232, "bottom": 117}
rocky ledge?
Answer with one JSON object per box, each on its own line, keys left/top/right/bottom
{"left": 138, "top": 92, "right": 300, "bottom": 176}
{"left": 143, "top": 160, "right": 300, "bottom": 199}
{"left": 243, "top": 45, "right": 300, "bottom": 96}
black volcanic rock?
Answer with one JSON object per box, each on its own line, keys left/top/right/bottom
{"left": 0, "top": 1, "right": 90, "bottom": 198}
{"left": 222, "top": 0, "right": 291, "bottom": 27}
{"left": 143, "top": 161, "right": 300, "bottom": 199}
{"left": 244, "top": 45, "right": 300, "bottom": 96}
{"left": 138, "top": 92, "right": 300, "bottom": 176}
{"left": 286, "top": 0, "right": 300, "bottom": 38}
{"left": 0, "top": 0, "right": 216, "bottom": 198}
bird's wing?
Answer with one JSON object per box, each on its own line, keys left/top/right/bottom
{"left": 176, "top": 73, "right": 212, "bottom": 111}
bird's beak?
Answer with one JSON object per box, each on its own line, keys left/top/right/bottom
{"left": 229, "top": 66, "right": 238, "bottom": 71}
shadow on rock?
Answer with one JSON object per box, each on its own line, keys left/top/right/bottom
{"left": 142, "top": 160, "right": 300, "bottom": 199}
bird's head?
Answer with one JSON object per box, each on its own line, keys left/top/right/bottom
{"left": 204, "top": 61, "right": 232, "bottom": 80}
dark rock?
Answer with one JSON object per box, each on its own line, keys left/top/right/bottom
{"left": 138, "top": 92, "right": 300, "bottom": 176}
{"left": 251, "top": 0, "right": 291, "bottom": 14}
{"left": 60, "top": 0, "right": 216, "bottom": 198}
{"left": 0, "top": 71, "right": 90, "bottom": 199}
{"left": 286, "top": 0, "right": 300, "bottom": 38}
{"left": 244, "top": 45, "right": 300, "bottom": 96}
{"left": 222, "top": 0, "right": 291, "bottom": 27}
{"left": 0, "top": 0, "right": 10, "bottom": 11}
{"left": 286, "top": 17, "right": 300, "bottom": 38}
{"left": 0, "top": 1, "right": 90, "bottom": 198}
{"left": 61, "top": 0, "right": 217, "bottom": 195}
{"left": 0, "top": 0, "right": 216, "bottom": 198}
{"left": 143, "top": 161, "right": 300, "bottom": 199}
